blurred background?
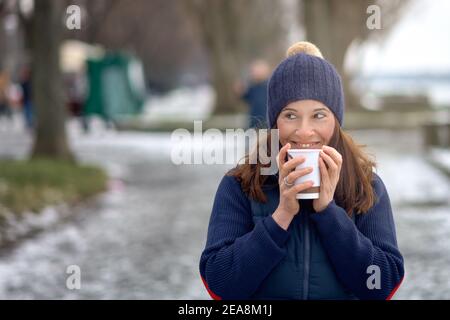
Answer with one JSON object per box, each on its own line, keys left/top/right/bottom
{"left": 0, "top": 0, "right": 449, "bottom": 299}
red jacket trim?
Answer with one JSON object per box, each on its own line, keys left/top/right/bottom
{"left": 200, "top": 276, "right": 222, "bottom": 300}
{"left": 386, "top": 276, "right": 404, "bottom": 300}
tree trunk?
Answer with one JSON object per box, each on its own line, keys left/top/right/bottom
{"left": 204, "top": 12, "right": 242, "bottom": 115}
{"left": 209, "top": 47, "right": 242, "bottom": 114}
{"left": 30, "top": 0, "right": 74, "bottom": 161}
{"left": 185, "top": 0, "right": 243, "bottom": 115}
{"left": 303, "top": 0, "right": 364, "bottom": 111}
{"left": 184, "top": 0, "right": 286, "bottom": 115}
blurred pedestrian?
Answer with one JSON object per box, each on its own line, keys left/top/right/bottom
{"left": 19, "top": 66, "right": 34, "bottom": 130}
{"left": 236, "top": 60, "right": 271, "bottom": 129}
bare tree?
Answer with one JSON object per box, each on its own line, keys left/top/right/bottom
{"left": 301, "top": 0, "right": 411, "bottom": 110}
{"left": 184, "top": 0, "right": 286, "bottom": 114}
{"left": 183, "top": 0, "right": 245, "bottom": 114}
{"left": 30, "top": 0, "right": 74, "bottom": 160}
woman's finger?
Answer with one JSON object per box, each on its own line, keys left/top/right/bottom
{"left": 278, "top": 143, "right": 290, "bottom": 170}
{"left": 320, "top": 150, "right": 338, "bottom": 172}
{"left": 322, "top": 146, "right": 343, "bottom": 167}
{"left": 282, "top": 167, "right": 312, "bottom": 190}
{"left": 319, "top": 157, "right": 330, "bottom": 188}
{"left": 286, "top": 166, "right": 313, "bottom": 182}
{"left": 287, "top": 180, "right": 314, "bottom": 197}
{"left": 281, "top": 163, "right": 311, "bottom": 192}
{"left": 282, "top": 156, "right": 306, "bottom": 175}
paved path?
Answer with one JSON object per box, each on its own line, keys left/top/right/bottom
{"left": 0, "top": 125, "right": 449, "bottom": 299}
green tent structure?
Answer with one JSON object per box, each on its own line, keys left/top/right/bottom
{"left": 84, "top": 52, "right": 146, "bottom": 122}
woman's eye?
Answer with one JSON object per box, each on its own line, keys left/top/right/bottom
{"left": 286, "top": 113, "right": 296, "bottom": 120}
{"left": 314, "top": 113, "right": 325, "bottom": 119}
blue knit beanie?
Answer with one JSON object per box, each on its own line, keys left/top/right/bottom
{"left": 267, "top": 42, "right": 344, "bottom": 128}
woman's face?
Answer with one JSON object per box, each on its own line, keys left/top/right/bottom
{"left": 276, "top": 99, "right": 335, "bottom": 149}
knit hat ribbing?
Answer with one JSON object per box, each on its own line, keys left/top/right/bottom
{"left": 267, "top": 42, "right": 345, "bottom": 128}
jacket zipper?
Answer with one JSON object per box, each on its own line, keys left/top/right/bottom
{"left": 303, "top": 212, "right": 310, "bottom": 300}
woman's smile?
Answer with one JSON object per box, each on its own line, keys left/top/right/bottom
{"left": 289, "top": 141, "right": 322, "bottom": 149}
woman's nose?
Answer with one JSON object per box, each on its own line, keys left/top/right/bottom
{"left": 294, "top": 125, "right": 315, "bottom": 137}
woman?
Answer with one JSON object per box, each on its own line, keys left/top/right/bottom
{"left": 199, "top": 42, "right": 404, "bottom": 300}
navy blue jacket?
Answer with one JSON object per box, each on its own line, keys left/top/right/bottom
{"left": 200, "top": 172, "right": 404, "bottom": 300}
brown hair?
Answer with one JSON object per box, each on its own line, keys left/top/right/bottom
{"left": 227, "top": 120, "right": 377, "bottom": 216}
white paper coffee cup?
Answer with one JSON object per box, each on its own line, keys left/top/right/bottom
{"left": 287, "top": 149, "right": 321, "bottom": 199}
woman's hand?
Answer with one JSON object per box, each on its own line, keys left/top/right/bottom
{"left": 313, "top": 145, "right": 343, "bottom": 213}
{"left": 273, "top": 143, "right": 314, "bottom": 230}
